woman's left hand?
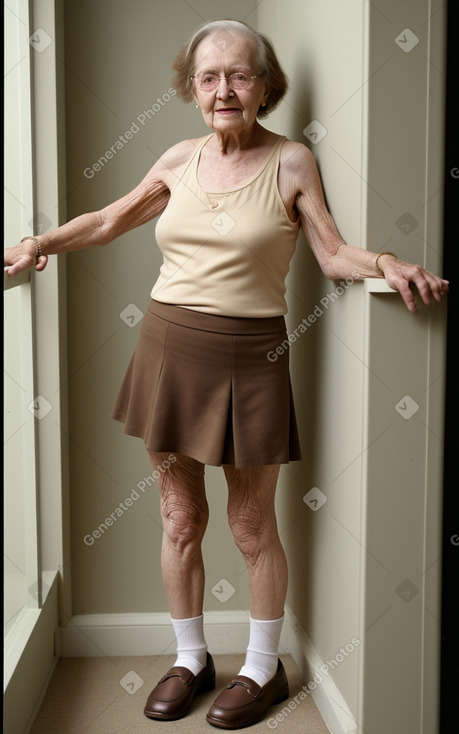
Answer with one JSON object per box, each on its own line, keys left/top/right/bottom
{"left": 379, "top": 256, "right": 449, "bottom": 313}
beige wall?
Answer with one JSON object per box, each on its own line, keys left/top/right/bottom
{"left": 63, "top": 1, "right": 446, "bottom": 731}
{"left": 257, "top": 0, "right": 366, "bottom": 714}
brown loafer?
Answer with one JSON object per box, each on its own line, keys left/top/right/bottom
{"left": 144, "top": 653, "right": 215, "bottom": 720}
{"left": 206, "top": 659, "right": 289, "bottom": 729}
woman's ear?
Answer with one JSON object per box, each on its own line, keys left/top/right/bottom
{"left": 262, "top": 85, "right": 271, "bottom": 107}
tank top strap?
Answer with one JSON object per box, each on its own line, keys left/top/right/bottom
{"left": 174, "top": 133, "right": 287, "bottom": 194}
{"left": 170, "top": 134, "right": 213, "bottom": 192}
{"left": 251, "top": 135, "right": 286, "bottom": 183}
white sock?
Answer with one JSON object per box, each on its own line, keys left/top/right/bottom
{"left": 238, "top": 614, "right": 284, "bottom": 688}
{"left": 170, "top": 614, "right": 208, "bottom": 676}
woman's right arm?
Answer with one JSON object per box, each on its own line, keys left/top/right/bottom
{"left": 4, "top": 139, "right": 196, "bottom": 277}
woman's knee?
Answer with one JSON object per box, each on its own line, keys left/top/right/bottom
{"left": 228, "top": 505, "right": 277, "bottom": 563}
{"left": 162, "top": 501, "right": 208, "bottom": 552}
{"left": 150, "top": 453, "right": 208, "bottom": 550}
{"left": 225, "top": 466, "right": 279, "bottom": 565}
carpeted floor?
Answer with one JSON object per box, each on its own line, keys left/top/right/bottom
{"left": 29, "top": 654, "right": 330, "bottom": 733}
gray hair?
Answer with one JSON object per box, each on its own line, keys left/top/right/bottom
{"left": 172, "top": 19, "right": 288, "bottom": 119}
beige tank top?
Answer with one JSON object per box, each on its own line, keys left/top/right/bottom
{"left": 151, "top": 134, "right": 300, "bottom": 317}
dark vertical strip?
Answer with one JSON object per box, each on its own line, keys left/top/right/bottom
{"left": 440, "top": 1, "right": 459, "bottom": 730}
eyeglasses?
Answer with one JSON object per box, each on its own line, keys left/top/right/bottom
{"left": 190, "top": 71, "right": 266, "bottom": 92}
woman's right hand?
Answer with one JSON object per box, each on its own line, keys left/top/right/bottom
{"left": 4, "top": 239, "right": 48, "bottom": 278}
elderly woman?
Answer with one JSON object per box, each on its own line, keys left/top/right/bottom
{"left": 5, "top": 18, "right": 448, "bottom": 730}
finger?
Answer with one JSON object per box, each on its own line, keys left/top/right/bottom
{"left": 421, "top": 273, "right": 448, "bottom": 303}
{"left": 400, "top": 268, "right": 437, "bottom": 307}
{"left": 396, "top": 280, "right": 417, "bottom": 313}
{"left": 34, "top": 255, "right": 48, "bottom": 271}
{"left": 413, "top": 265, "right": 451, "bottom": 298}
{"left": 433, "top": 277, "right": 450, "bottom": 299}
{"left": 5, "top": 256, "right": 33, "bottom": 278}
{"left": 383, "top": 269, "right": 418, "bottom": 312}
{"left": 432, "top": 284, "right": 443, "bottom": 302}
{"left": 416, "top": 281, "right": 432, "bottom": 306}
{"left": 5, "top": 261, "right": 21, "bottom": 277}
{"left": 5, "top": 264, "right": 22, "bottom": 277}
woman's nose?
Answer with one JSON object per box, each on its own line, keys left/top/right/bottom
{"left": 215, "top": 78, "right": 234, "bottom": 99}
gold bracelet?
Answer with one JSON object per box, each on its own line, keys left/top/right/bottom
{"left": 21, "top": 235, "right": 43, "bottom": 263}
{"left": 375, "top": 251, "right": 398, "bottom": 275}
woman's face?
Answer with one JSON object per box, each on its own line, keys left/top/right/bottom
{"left": 192, "top": 32, "right": 269, "bottom": 136}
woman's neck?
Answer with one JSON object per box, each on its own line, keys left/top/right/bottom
{"left": 211, "top": 122, "right": 266, "bottom": 155}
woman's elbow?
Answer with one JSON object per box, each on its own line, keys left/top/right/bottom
{"left": 97, "top": 210, "right": 125, "bottom": 246}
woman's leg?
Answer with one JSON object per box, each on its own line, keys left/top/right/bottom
{"left": 143, "top": 453, "right": 214, "bottom": 720}
{"left": 223, "top": 463, "right": 288, "bottom": 688}
{"left": 148, "top": 451, "right": 208, "bottom": 620}
{"left": 224, "top": 463, "right": 287, "bottom": 620}
{"left": 205, "top": 461, "right": 289, "bottom": 730}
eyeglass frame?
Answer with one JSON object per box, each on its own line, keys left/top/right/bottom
{"left": 190, "top": 70, "right": 267, "bottom": 91}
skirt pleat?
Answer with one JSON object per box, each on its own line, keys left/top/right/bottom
{"left": 111, "top": 300, "right": 301, "bottom": 467}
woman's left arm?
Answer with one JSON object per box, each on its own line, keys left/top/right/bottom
{"left": 289, "top": 143, "right": 449, "bottom": 313}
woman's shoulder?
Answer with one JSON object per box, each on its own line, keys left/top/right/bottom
{"left": 278, "top": 139, "right": 321, "bottom": 194}
{"left": 155, "top": 136, "right": 211, "bottom": 173}
{"left": 279, "top": 138, "right": 316, "bottom": 170}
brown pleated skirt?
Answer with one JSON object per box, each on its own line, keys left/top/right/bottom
{"left": 111, "top": 300, "right": 301, "bottom": 468}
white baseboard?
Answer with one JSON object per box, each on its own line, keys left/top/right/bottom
{"left": 60, "top": 610, "right": 251, "bottom": 658}
{"left": 283, "top": 607, "right": 357, "bottom": 734}
{"left": 60, "top": 606, "right": 356, "bottom": 734}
